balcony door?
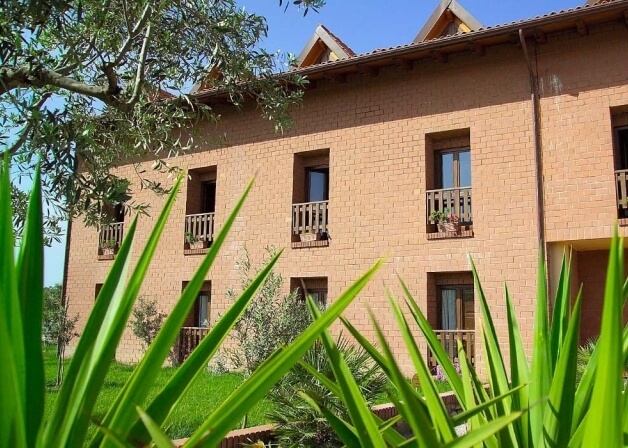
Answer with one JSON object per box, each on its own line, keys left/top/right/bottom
{"left": 440, "top": 286, "right": 474, "bottom": 331}
{"left": 306, "top": 167, "right": 329, "bottom": 203}
{"left": 201, "top": 181, "right": 216, "bottom": 214}
{"left": 436, "top": 149, "right": 471, "bottom": 190}
{"left": 196, "top": 293, "right": 210, "bottom": 327}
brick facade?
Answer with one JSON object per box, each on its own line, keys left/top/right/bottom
{"left": 65, "top": 3, "right": 628, "bottom": 375}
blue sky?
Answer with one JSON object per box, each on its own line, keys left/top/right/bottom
{"left": 43, "top": 0, "right": 584, "bottom": 286}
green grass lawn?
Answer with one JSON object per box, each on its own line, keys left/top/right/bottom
{"left": 43, "top": 347, "right": 450, "bottom": 441}
{"left": 43, "top": 347, "right": 271, "bottom": 440}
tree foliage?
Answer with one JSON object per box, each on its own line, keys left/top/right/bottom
{"left": 1, "top": 0, "right": 324, "bottom": 242}
{"left": 225, "top": 246, "right": 312, "bottom": 377}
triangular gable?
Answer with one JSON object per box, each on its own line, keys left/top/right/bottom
{"left": 190, "top": 66, "right": 223, "bottom": 94}
{"left": 413, "top": 0, "right": 483, "bottom": 43}
{"left": 296, "top": 24, "right": 355, "bottom": 68}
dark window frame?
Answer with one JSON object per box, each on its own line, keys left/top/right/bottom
{"left": 614, "top": 125, "right": 628, "bottom": 171}
{"left": 435, "top": 148, "right": 471, "bottom": 190}
{"left": 201, "top": 181, "right": 217, "bottom": 214}
{"left": 437, "top": 285, "right": 474, "bottom": 331}
{"left": 306, "top": 166, "right": 330, "bottom": 203}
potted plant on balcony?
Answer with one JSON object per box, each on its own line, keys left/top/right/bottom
{"left": 300, "top": 230, "right": 322, "bottom": 242}
{"left": 430, "top": 210, "right": 460, "bottom": 233}
{"left": 100, "top": 239, "right": 118, "bottom": 256}
{"left": 185, "top": 231, "right": 207, "bottom": 250}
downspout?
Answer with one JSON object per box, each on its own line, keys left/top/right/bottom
{"left": 519, "top": 30, "right": 548, "bottom": 272}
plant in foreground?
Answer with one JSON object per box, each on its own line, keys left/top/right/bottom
{"left": 267, "top": 335, "right": 387, "bottom": 447}
{"left": 301, "top": 234, "right": 628, "bottom": 447}
{"left": 0, "top": 155, "right": 382, "bottom": 447}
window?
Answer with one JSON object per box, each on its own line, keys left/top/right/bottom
{"left": 439, "top": 286, "right": 474, "bottom": 331}
{"left": 201, "top": 181, "right": 216, "bottom": 214}
{"left": 613, "top": 110, "right": 628, "bottom": 220}
{"left": 426, "top": 131, "right": 473, "bottom": 236}
{"left": 182, "top": 281, "right": 211, "bottom": 327}
{"left": 185, "top": 167, "right": 217, "bottom": 251}
{"left": 436, "top": 149, "right": 471, "bottom": 190}
{"left": 292, "top": 149, "right": 330, "bottom": 245}
{"left": 290, "top": 277, "right": 328, "bottom": 306}
{"left": 614, "top": 126, "right": 628, "bottom": 171}
{"left": 98, "top": 204, "right": 125, "bottom": 258}
{"left": 95, "top": 283, "right": 103, "bottom": 300}
{"left": 195, "top": 292, "right": 211, "bottom": 327}
{"left": 306, "top": 167, "right": 329, "bottom": 202}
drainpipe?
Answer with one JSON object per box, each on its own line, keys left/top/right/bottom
{"left": 519, "top": 29, "right": 547, "bottom": 262}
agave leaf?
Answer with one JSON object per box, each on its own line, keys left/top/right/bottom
{"left": 96, "top": 178, "right": 257, "bottom": 446}
{"left": 456, "top": 343, "right": 512, "bottom": 448}
{"left": 571, "top": 285, "right": 594, "bottom": 433}
{"left": 14, "top": 165, "right": 45, "bottom": 447}
{"left": 387, "top": 289, "right": 456, "bottom": 442}
{"left": 184, "top": 260, "right": 383, "bottom": 446}
{"left": 47, "top": 176, "right": 183, "bottom": 446}
{"left": 299, "top": 360, "right": 406, "bottom": 446}
{"left": 472, "top": 258, "right": 517, "bottom": 447}
{"left": 549, "top": 252, "right": 571, "bottom": 370}
{"left": 505, "top": 284, "right": 530, "bottom": 446}
{"left": 368, "top": 308, "right": 441, "bottom": 447}
{"left": 136, "top": 407, "right": 174, "bottom": 448}
{"left": 398, "top": 277, "right": 465, "bottom": 404}
{"left": 307, "top": 298, "right": 386, "bottom": 448}
{"left": 127, "top": 251, "right": 282, "bottom": 444}
{"left": 340, "top": 317, "right": 393, "bottom": 378}
{"left": 442, "top": 412, "right": 524, "bottom": 448}
{"left": 542, "top": 289, "right": 582, "bottom": 447}
{"left": 42, "top": 217, "right": 137, "bottom": 447}
{"left": 582, "top": 231, "right": 624, "bottom": 447}
{"left": 0, "top": 154, "right": 26, "bottom": 446}
{"left": 529, "top": 248, "right": 551, "bottom": 445}
{"left": 300, "top": 390, "right": 362, "bottom": 447}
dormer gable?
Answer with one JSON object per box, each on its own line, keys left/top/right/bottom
{"left": 413, "top": 0, "right": 483, "bottom": 43}
{"left": 296, "top": 24, "right": 355, "bottom": 68}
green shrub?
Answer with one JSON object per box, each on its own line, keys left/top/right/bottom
{"left": 0, "top": 157, "right": 382, "bottom": 447}
{"left": 225, "top": 246, "right": 312, "bottom": 377}
{"left": 268, "top": 336, "right": 387, "bottom": 447}
{"left": 131, "top": 296, "right": 168, "bottom": 349}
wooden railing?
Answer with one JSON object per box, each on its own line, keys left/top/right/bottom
{"left": 426, "top": 187, "right": 472, "bottom": 225}
{"left": 292, "top": 200, "right": 329, "bottom": 236}
{"left": 99, "top": 222, "right": 124, "bottom": 247}
{"left": 185, "top": 212, "right": 215, "bottom": 242}
{"left": 616, "top": 170, "right": 628, "bottom": 212}
{"left": 178, "top": 327, "right": 210, "bottom": 363}
{"left": 429, "top": 330, "right": 475, "bottom": 367}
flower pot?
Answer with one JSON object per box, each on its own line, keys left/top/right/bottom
{"left": 102, "top": 247, "right": 116, "bottom": 256}
{"left": 299, "top": 232, "right": 321, "bottom": 242}
{"left": 437, "top": 221, "right": 460, "bottom": 233}
{"left": 189, "top": 240, "right": 207, "bottom": 250}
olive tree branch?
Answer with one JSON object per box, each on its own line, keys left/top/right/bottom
{"left": 128, "top": 21, "right": 152, "bottom": 106}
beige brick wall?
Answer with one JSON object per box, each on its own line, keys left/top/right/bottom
{"left": 65, "top": 20, "right": 628, "bottom": 375}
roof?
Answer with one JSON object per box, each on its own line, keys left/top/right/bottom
{"left": 194, "top": 0, "right": 628, "bottom": 101}
{"left": 413, "top": 0, "right": 483, "bottom": 43}
{"left": 296, "top": 24, "right": 356, "bottom": 68}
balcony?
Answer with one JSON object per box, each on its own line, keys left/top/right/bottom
{"left": 177, "top": 326, "right": 210, "bottom": 363}
{"left": 426, "top": 186, "right": 473, "bottom": 239}
{"left": 98, "top": 222, "right": 124, "bottom": 260}
{"left": 616, "top": 169, "right": 628, "bottom": 223}
{"left": 184, "top": 212, "right": 215, "bottom": 254}
{"left": 429, "top": 330, "right": 475, "bottom": 369}
{"left": 292, "top": 200, "right": 329, "bottom": 248}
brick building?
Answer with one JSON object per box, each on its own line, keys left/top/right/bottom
{"left": 64, "top": 0, "right": 628, "bottom": 373}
